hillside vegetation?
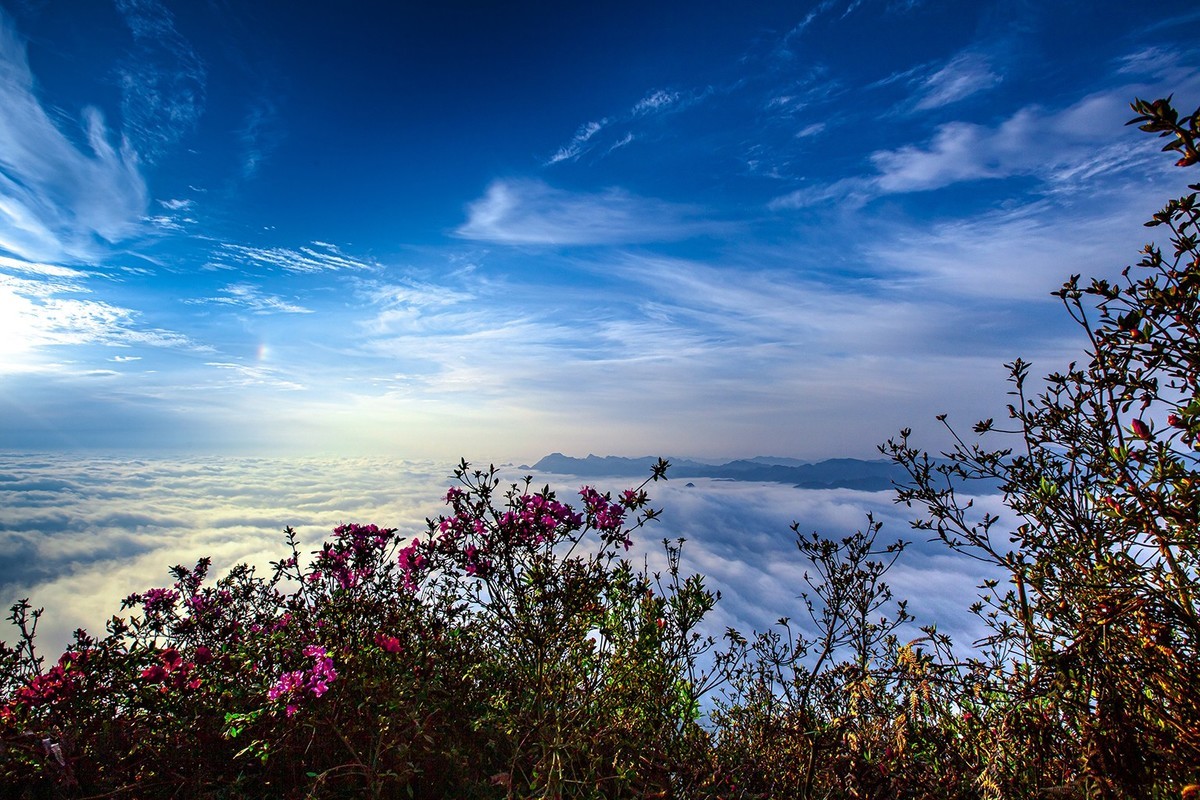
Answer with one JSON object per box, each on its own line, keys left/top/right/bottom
{"left": 2, "top": 96, "right": 1198, "bottom": 800}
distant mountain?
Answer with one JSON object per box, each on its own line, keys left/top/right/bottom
{"left": 740, "top": 455, "right": 811, "bottom": 467}
{"left": 521, "top": 453, "right": 907, "bottom": 491}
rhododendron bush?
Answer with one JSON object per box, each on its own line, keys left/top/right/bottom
{"left": 0, "top": 459, "right": 728, "bottom": 798}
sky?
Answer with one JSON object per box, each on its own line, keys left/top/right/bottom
{"left": 1, "top": 0, "right": 1199, "bottom": 462}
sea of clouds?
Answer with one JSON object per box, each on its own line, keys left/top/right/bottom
{"left": 0, "top": 452, "right": 1004, "bottom": 660}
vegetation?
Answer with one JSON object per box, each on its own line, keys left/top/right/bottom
{"left": 2, "top": 95, "right": 1198, "bottom": 799}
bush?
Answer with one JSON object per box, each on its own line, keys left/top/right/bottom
{"left": 885, "top": 95, "right": 1200, "bottom": 798}
{"left": 0, "top": 459, "right": 721, "bottom": 799}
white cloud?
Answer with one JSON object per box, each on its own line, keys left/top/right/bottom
{"left": 113, "top": 0, "right": 207, "bottom": 163}
{"left": 210, "top": 240, "right": 378, "bottom": 273}
{"left": 0, "top": 10, "right": 148, "bottom": 263}
{"left": 0, "top": 255, "right": 204, "bottom": 371}
{"left": 455, "top": 179, "right": 726, "bottom": 245}
{"left": 546, "top": 119, "right": 607, "bottom": 165}
{"left": 913, "top": 51, "right": 1002, "bottom": 110}
{"left": 772, "top": 85, "right": 1180, "bottom": 207}
{"left": 632, "top": 89, "right": 680, "bottom": 115}
{"left": 0, "top": 454, "right": 997, "bottom": 659}
{"left": 187, "top": 283, "right": 313, "bottom": 314}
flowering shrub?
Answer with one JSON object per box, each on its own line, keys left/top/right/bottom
{"left": 0, "top": 458, "right": 725, "bottom": 798}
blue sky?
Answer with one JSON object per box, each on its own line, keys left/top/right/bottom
{"left": 2, "top": 0, "right": 1199, "bottom": 461}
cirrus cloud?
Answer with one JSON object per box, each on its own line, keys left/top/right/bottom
{"left": 455, "top": 179, "right": 729, "bottom": 246}
{"left": 0, "top": 9, "right": 148, "bottom": 264}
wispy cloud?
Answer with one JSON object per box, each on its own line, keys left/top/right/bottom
{"left": 0, "top": 10, "right": 148, "bottom": 263}
{"left": 455, "top": 179, "right": 727, "bottom": 245}
{"left": 870, "top": 93, "right": 1150, "bottom": 193}
{"left": 632, "top": 89, "right": 680, "bottom": 115}
{"left": 607, "top": 132, "right": 635, "bottom": 153}
{"left": 0, "top": 276, "right": 201, "bottom": 371}
{"left": 186, "top": 283, "right": 313, "bottom": 314}
{"left": 858, "top": 182, "right": 1174, "bottom": 301}
{"left": 912, "top": 51, "right": 1002, "bottom": 110}
{"left": 783, "top": 0, "right": 842, "bottom": 42}
{"left": 0, "top": 251, "right": 205, "bottom": 371}
{"left": 148, "top": 196, "right": 198, "bottom": 232}
{"left": 114, "top": 0, "right": 207, "bottom": 163}
{"left": 208, "top": 241, "right": 378, "bottom": 273}
{"left": 239, "top": 97, "right": 282, "bottom": 178}
{"left": 359, "top": 277, "right": 475, "bottom": 312}
{"left": 546, "top": 119, "right": 607, "bottom": 165}
{"left": 546, "top": 88, "right": 684, "bottom": 165}
{"left": 1115, "top": 46, "right": 1178, "bottom": 77}
{"left": 0, "top": 254, "right": 85, "bottom": 280}
{"left": 771, "top": 83, "right": 1182, "bottom": 207}
{"left": 204, "top": 361, "right": 306, "bottom": 391}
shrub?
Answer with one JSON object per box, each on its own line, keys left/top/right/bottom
{"left": 0, "top": 459, "right": 720, "bottom": 799}
{"left": 884, "top": 95, "right": 1200, "bottom": 798}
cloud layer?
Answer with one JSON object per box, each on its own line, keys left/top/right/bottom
{"left": 0, "top": 455, "right": 997, "bottom": 658}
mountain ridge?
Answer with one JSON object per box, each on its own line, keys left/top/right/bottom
{"left": 520, "top": 453, "right": 905, "bottom": 491}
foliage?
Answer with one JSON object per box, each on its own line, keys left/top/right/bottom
{"left": 709, "top": 515, "right": 979, "bottom": 800}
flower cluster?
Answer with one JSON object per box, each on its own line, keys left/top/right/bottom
{"left": 579, "top": 487, "right": 630, "bottom": 548}
{"left": 267, "top": 645, "right": 337, "bottom": 717}
{"left": 140, "top": 647, "right": 206, "bottom": 693}
{"left": 11, "top": 650, "right": 89, "bottom": 709}
{"left": 309, "top": 523, "right": 396, "bottom": 591}
{"left": 140, "top": 588, "right": 180, "bottom": 614}
{"left": 499, "top": 493, "right": 586, "bottom": 546}
{"left": 0, "top": 458, "right": 685, "bottom": 798}
{"left": 396, "top": 538, "right": 429, "bottom": 592}
{"left": 373, "top": 633, "right": 402, "bottom": 653}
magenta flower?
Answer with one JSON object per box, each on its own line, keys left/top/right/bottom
{"left": 141, "top": 587, "right": 180, "bottom": 613}
{"left": 267, "top": 670, "right": 307, "bottom": 702}
{"left": 374, "top": 633, "right": 403, "bottom": 653}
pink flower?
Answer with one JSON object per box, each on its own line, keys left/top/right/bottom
{"left": 374, "top": 633, "right": 403, "bottom": 653}
{"left": 141, "top": 665, "right": 168, "bottom": 682}
{"left": 267, "top": 670, "right": 307, "bottom": 702}
{"left": 141, "top": 587, "right": 180, "bottom": 613}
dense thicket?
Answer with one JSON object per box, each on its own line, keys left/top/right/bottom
{"left": 2, "top": 96, "right": 1198, "bottom": 800}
